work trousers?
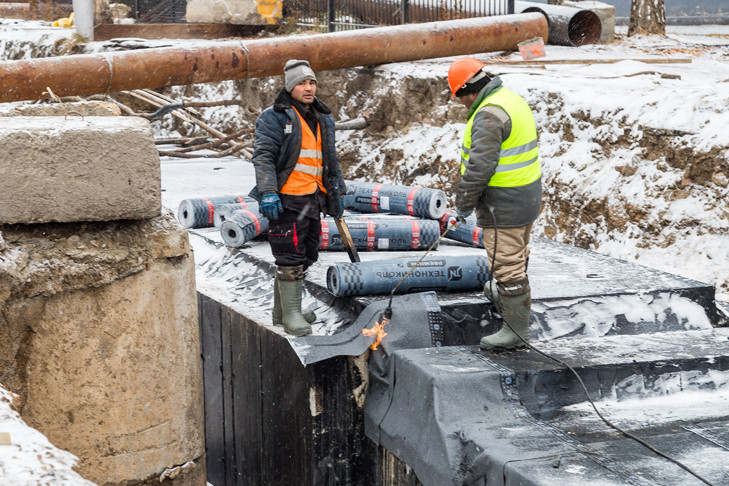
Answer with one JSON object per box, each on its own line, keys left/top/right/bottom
{"left": 267, "top": 208, "right": 321, "bottom": 270}
{"left": 481, "top": 223, "right": 532, "bottom": 284}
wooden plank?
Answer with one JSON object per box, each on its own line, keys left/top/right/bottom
{"left": 312, "top": 355, "right": 377, "bottom": 485}
{"left": 259, "top": 328, "right": 314, "bottom": 485}
{"left": 229, "top": 310, "right": 263, "bottom": 485}
{"left": 93, "top": 23, "right": 265, "bottom": 41}
{"left": 380, "top": 447, "right": 423, "bottom": 486}
{"left": 198, "top": 293, "right": 226, "bottom": 486}
{"left": 221, "top": 306, "right": 238, "bottom": 486}
{"left": 485, "top": 57, "right": 692, "bottom": 66}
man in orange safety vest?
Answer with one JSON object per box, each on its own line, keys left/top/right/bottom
{"left": 250, "top": 59, "right": 347, "bottom": 337}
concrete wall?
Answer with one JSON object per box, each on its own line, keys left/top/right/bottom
{"left": 0, "top": 108, "right": 206, "bottom": 485}
{"left": 0, "top": 213, "right": 206, "bottom": 485}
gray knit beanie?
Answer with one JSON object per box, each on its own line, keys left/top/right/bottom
{"left": 284, "top": 59, "right": 317, "bottom": 92}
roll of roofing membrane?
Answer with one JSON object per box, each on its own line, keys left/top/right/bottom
{"left": 220, "top": 210, "right": 269, "bottom": 248}
{"left": 177, "top": 195, "right": 255, "bottom": 229}
{"left": 343, "top": 181, "right": 447, "bottom": 220}
{"left": 327, "top": 255, "right": 490, "bottom": 297}
{"left": 320, "top": 217, "right": 440, "bottom": 251}
{"left": 214, "top": 201, "right": 260, "bottom": 227}
{"left": 439, "top": 210, "right": 484, "bottom": 248}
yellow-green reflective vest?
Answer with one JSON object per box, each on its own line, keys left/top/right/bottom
{"left": 460, "top": 87, "right": 541, "bottom": 187}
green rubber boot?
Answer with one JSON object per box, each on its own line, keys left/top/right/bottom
{"left": 480, "top": 279, "right": 532, "bottom": 350}
{"left": 277, "top": 265, "right": 312, "bottom": 337}
{"left": 272, "top": 277, "right": 316, "bottom": 327}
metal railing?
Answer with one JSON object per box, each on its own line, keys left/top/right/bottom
{"left": 114, "top": 0, "right": 512, "bottom": 26}
{"left": 289, "top": 0, "right": 514, "bottom": 31}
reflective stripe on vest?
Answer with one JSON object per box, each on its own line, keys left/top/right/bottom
{"left": 281, "top": 108, "right": 327, "bottom": 195}
{"left": 459, "top": 87, "right": 541, "bottom": 187}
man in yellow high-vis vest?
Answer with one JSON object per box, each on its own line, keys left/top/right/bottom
{"left": 447, "top": 57, "right": 542, "bottom": 350}
{"left": 250, "top": 59, "right": 347, "bottom": 337}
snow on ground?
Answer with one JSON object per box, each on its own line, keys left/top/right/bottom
{"left": 0, "top": 386, "right": 93, "bottom": 485}
{"left": 1, "top": 17, "right": 728, "bottom": 485}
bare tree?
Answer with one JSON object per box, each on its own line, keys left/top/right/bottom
{"left": 629, "top": 0, "right": 666, "bottom": 36}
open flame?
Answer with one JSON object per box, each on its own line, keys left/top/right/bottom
{"left": 362, "top": 316, "right": 389, "bottom": 350}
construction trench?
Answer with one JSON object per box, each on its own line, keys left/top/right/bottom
{"left": 1, "top": 13, "right": 729, "bottom": 486}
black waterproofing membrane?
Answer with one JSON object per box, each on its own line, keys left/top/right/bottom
{"left": 191, "top": 226, "right": 728, "bottom": 486}
{"left": 363, "top": 331, "right": 729, "bottom": 486}
{"left": 288, "top": 292, "right": 443, "bottom": 366}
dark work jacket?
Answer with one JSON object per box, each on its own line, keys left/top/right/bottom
{"left": 249, "top": 88, "right": 347, "bottom": 217}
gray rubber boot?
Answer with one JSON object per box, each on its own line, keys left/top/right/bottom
{"left": 480, "top": 278, "right": 532, "bottom": 350}
{"left": 277, "top": 265, "right": 312, "bottom": 337}
{"left": 272, "top": 277, "right": 315, "bottom": 327}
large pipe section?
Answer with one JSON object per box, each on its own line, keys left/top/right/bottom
{"left": 515, "top": 1, "right": 601, "bottom": 46}
{"left": 0, "top": 13, "right": 548, "bottom": 103}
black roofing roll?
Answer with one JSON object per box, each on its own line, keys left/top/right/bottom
{"left": 220, "top": 210, "right": 269, "bottom": 248}
{"left": 214, "top": 201, "right": 261, "bottom": 227}
{"left": 320, "top": 217, "right": 440, "bottom": 251}
{"left": 343, "top": 181, "right": 447, "bottom": 220}
{"left": 177, "top": 195, "right": 255, "bottom": 229}
{"left": 439, "top": 210, "right": 484, "bottom": 248}
{"left": 327, "top": 255, "right": 490, "bottom": 297}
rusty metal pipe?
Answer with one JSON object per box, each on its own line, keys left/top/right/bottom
{"left": 0, "top": 13, "right": 548, "bottom": 103}
{"left": 515, "top": 1, "right": 601, "bottom": 46}
{"left": 0, "top": 2, "right": 30, "bottom": 19}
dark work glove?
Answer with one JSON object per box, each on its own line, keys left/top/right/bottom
{"left": 333, "top": 195, "right": 344, "bottom": 219}
{"left": 260, "top": 192, "right": 283, "bottom": 220}
{"left": 455, "top": 208, "right": 473, "bottom": 225}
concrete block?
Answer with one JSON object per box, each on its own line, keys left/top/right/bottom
{"left": 0, "top": 116, "right": 161, "bottom": 224}
{"left": 0, "top": 101, "right": 122, "bottom": 117}
{"left": 563, "top": 0, "right": 615, "bottom": 44}
{"left": 186, "top": 0, "right": 281, "bottom": 25}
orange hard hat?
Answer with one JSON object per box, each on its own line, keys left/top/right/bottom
{"left": 448, "top": 57, "right": 486, "bottom": 99}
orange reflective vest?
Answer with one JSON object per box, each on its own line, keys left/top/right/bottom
{"left": 280, "top": 108, "right": 327, "bottom": 195}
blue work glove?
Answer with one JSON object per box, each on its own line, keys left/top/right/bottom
{"left": 455, "top": 208, "right": 473, "bottom": 225}
{"left": 260, "top": 192, "right": 283, "bottom": 220}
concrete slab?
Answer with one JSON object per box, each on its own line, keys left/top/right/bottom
{"left": 0, "top": 116, "right": 161, "bottom": 224}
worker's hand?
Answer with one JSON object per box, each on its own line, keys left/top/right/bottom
{"left": 333, "top": 195, "right": 345, "bottom": 219}
{"left": 455, "top": 208, "right": 472, "bottom": 224}
{"left": 260, "top": 192, "right": 283, "bottom": 220}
